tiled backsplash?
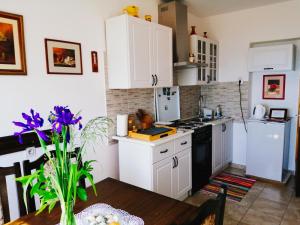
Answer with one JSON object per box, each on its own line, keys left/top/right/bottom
{"left": 106, "top": 82, "right": 249, "bottom": 140}
{"left": 179, "top": 86, "right": 201, "bottom": 119}
{"left": 106, "top": 88, "right": 155, "bottom": 139}
{"left": 200, "top": 82, "right": 249, "bottom": 120}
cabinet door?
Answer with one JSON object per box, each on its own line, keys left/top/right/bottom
{"left": 128, "top": 17, "right": 153, "bottom": 88}
{"left": 248, "top": 44, "right": 295, "bottom": 72}
{"left": 173, "top": 149, "right": 192, "bottom": 199}
{"left": 225, "top": 121, "right": 233, "bottom": 164}
{"left": 153, "top": 157, "right": 175, "bottom": 198}
{"left": 212, "top": 125, "right": 223, "bottom": 174}
{"left": 152, "top": 24, "right": 173, "bottom": 87}
{"left": 208, "top": 41, "right": 218, "bottom": 83}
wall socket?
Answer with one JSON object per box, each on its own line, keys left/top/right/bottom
{"left": 238, "top": 77, "right": 244, "bottom": 85}
{"left": 26, "top": 147, "right": 36, "bottom": 159}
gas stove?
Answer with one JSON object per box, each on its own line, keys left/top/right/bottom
{"left": 176, "top": 117, "right": 210, "bottom": 130}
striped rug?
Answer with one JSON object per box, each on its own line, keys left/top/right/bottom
{"left": 201, "top": 172, "right": 256, "bottom": 202}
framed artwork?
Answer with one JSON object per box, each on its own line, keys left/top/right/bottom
{"left": 45, "top": 38, "right": 82, "bottom": 75}
{"left": 0, "top": 11, "right": 27, "bottom": 75}
{"left": 269, "top": 108, "right": 288, "bottom": 121}
{"left": 263, "top": 74, "right": 286, "bottom": 100}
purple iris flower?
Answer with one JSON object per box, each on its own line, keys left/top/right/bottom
{"left": 13, "top": 109, "right": 49, "bottom": 144}
{"left": 48, "top": 106, "right": 82, "bottom": 140}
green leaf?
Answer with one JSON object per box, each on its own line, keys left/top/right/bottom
{"left": 48, "top": 200, "right": 57, "bottom": 213}
{"left": 77, "top": 187, "right": 87, "bottom": 201}
{"left": 35, "top": 202, "right": 48, "bottom": 215}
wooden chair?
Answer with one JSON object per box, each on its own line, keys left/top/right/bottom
{"left": 187, "top": 185, "right": 227, "bottom": 225}
{"left": 0, "top": 162, "right": 26, "bottom": 223}
{"left": 23, "top": 147, "right": 86, "bottom": 213}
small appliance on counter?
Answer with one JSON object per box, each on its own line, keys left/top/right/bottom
{"left": 203, "top": 108, "right": 214, "bottom": 120}
{"left": 252, "top": 104, "right": 266, "bottom": 119}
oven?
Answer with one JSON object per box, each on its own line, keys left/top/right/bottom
{"left": 191, "top": 125, "right": 212, "bottom": 194}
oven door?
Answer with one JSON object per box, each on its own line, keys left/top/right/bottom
{"left": 192, "top": 134, "right": 212, "bottom": 194}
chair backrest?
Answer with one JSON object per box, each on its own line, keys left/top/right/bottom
{"left": 23, "top": 147, "right": 86, "bottom": 213}
{"left": 0, "top": 162, "right": 26, "bottom": 223}
{"left": 188, "top": 185, "right": 227, "bottom": 225}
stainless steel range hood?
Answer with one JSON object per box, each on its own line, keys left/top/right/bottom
{"left": 158, "top": 1, "right": 203, "bottom": 70}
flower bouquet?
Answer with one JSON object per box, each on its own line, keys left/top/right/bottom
{"left": 13, "top": 106, "right": 111, "bottom": 225}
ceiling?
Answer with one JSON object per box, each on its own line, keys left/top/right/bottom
{"left": 181, "top": 0, "right": 293, "bottom": 17}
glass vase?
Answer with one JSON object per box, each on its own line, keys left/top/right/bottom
{"left": 60, "top": 201, "right": 76, "bottom": 225}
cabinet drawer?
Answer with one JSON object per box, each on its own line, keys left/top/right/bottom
{"left": 153, "top": 142, "right": 175, "bottom": 163}
{"left": 175, "top": 135, "right": 191, "bottom": 153}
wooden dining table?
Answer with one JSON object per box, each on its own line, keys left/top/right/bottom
{"left": 6, "top": 178, "right": 199, "bottom": 225}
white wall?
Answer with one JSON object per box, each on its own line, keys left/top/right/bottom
{"left": 0, "top": 0, "right": 158, "bottom": 220}
{"left": 0, "top": 0, "right": 159, "bottom": 179}
{"left": 193, "top": 0, "right": 300, "bottom": 82}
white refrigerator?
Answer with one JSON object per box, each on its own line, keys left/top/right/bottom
{"left": 246, "top": 119, "right": 290, "bottom": 182}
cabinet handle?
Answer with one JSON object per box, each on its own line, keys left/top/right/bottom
{"left": 264, "top": 67, "right": 274, "bottom": 70}
{"left": 152, "top": 75, "right": 155, "bottom": 86}
{"left": 222, "top": 123, "right": 227, "bottom": 132}
{"left": 172, "top": 157, "right": 176, "bottom": 168}
{"left": 175, "top": 156, "right": 178, "bottom": 167}
{"left": 160, "top": 149, "right": 168, "bottom": 154}
{"left": 155, "top": 74, "right": 158, "bottom": 86}
{"left": 181, "top": 141, "right": 188, "bottom": 145}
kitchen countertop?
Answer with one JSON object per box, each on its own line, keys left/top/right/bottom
{"left": 113, "top": 129, "right": 194, "bottom": 147}
{"left": 206, "top": 117, "right": 234, "bottom": 126}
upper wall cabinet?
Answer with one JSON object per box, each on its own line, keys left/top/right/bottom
{"left": 177, "top": 35, "right": 218, "bottom": 86}
{"left": 248, "top": 44, "right": 295, "bottom": 72}
{"left": 106, "top": 15, "right": 173, "bottom": 89}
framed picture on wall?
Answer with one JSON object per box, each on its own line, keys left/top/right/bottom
{"left": 45, "top": 39, "right": 83, "bottom": 75}
{"left": 263, "top": 74, "right": 286, "bottom": 100}
{"left": 0, "top": 11, "right": 27, "bottom": 75}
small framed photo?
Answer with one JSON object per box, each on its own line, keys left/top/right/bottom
{"left": 45, "top": 39, "right": 83, "bottom": 75}
{"left": 0, "top": 11, "right": 27, "bottom": 75}
{"left": 263, "top": 74, "right": 285, "bottom": 100}
{"left": 269, "top": 108, "right": 288, "bottom": 121}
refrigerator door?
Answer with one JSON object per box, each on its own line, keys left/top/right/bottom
{"left": 155, "top": 86, "right": 181, "bottom": 122}
{"left": 246, "top": 120, "right": 285, "bottom": 181}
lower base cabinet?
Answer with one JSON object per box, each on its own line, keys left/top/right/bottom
{"left": 212, "top": 120, "right": 233, "bottom": 175}
{"left": 117, "top": 133, "right": 192, "bottom": 200}
{"left": 153, "top": 149, "right": 191, "bottom": 199}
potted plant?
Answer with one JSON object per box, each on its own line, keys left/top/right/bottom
{"left": 13, "top": 106, "right": 111, "bottom": 225}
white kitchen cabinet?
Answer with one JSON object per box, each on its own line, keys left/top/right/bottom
{"left": 173, "top": 149, "right": 192, "bottom": 199}
{"left": 114, "top": 132, "right": 192, "bottom": 200}
{"left": 212, "top": 124, "right": 223, "bottom": 173}
{"left": 223, "top": 121, "right": 233, "bottom": 165}
{"left": 212, "top": 120, "right": 233, "bottom": 175}
{"left": 153, "top": 156, "right": 174, "bottom": 198}
{"left": 177, "top": 35, "right": 218, "bottom": 86}
{"left": 106, "top": 15, "right": 173, "bottom": 89}
{"left": 248, "top": 44, "right": 295, "bottom": 72}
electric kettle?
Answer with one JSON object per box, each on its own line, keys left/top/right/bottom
{"left": 253, "top": 104, "right": 266, "bottom": 119}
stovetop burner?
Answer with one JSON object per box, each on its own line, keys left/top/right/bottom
{"left": 176, "top": 118, "right": 208, "bottom": 130}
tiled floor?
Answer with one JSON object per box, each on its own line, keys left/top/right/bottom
{"left": 185, "top": 167, "right": 300, "bottom": 225}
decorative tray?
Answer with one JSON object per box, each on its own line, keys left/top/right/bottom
{"left": 60, "top": 203, "right": 144, "bottom": 225}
